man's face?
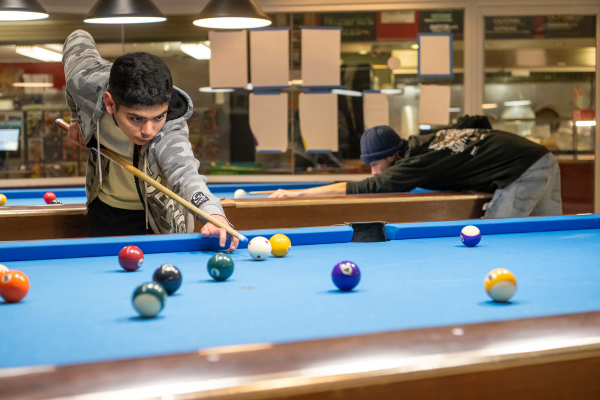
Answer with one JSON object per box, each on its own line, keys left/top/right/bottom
{"left": 369, "top": 155, "right": 396, "bottom": 175}
{"left": 104, "top": 92, "right": 168, "bottom": 146}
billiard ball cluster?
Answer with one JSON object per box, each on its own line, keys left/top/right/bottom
{"left": 0, "top": 264, "right": 30, "bottom": 303}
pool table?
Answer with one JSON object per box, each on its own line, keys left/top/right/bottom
{"left": 2, "top": 215, "right": 600, "bottom": 399}
{"left": 0, "top": 182, "right": 336, "bottom": 206}
{"left": 0, "top": 186, "right": 490, "bottom": 241}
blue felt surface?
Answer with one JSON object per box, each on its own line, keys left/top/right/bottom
{"left": 0, "top": 183, "right": 333, "bottom": 205}
{"left": 2, "top": 226, "right": 600, "bottom": 369}
{"left": 0, "top": 184, "right": 432, "bottom": 206}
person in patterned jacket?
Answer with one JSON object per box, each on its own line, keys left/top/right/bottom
{"left": 270, "top": 120, "right": 562, "bottom": 218}
{"left": 63, "top": 30, "right": 238, "bottom": 252}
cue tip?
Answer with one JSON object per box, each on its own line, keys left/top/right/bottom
{"left": 239, "top": 235, "right": 248, "bottom": 243}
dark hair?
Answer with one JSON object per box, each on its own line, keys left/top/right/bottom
{"left": 108, "top": 52, "right": 173, "bottom": 109}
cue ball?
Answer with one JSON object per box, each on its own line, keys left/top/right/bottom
{"left": 332, "top": 261, "right": 361, "bottom": 291}
{"left": 460, "top": 225, "right": 481, "bottom": 247}
{"left": 248, "top": 236, "right": 271, "bottom": 260}
{"left": 43, "top": 192, "right": 56, "bottom": 204}
{"left": 0, "top": 270, "right": 30, "bottom": 303}
{"left": 269, "top": 234, "right": 291, "bottom": 257}
{"left": 207, "top": 253, "right": 235, "bottom": 281}
{"left": 153, "top": 264, "right": 182, "bottom": 295}
{"left": 485, "top": 268, "right": 517, "bottom": 302}
{"left": 132, "top": 282, "right": 167, "bottom": 318}
{"left": 118, "top": 246, "right": 144, "bottom": 271}
{"left": 234, "top": 189, "right": 247, "bottom": 199}
{"left": 0, "top": 194, "right": 6, "bottom": 206}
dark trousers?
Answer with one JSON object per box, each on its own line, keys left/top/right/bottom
{"left": 88, "top": 197, "right": 155, "bottom": 237}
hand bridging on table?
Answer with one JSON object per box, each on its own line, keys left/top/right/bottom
{"left": 201, "top": 214, "right": 239, "bottom": 253}
{"left": 67, "top": 121, "right": 85, "bottom": 148}
{"left": 269, "top": 189, "right": 302, "bottom": 198}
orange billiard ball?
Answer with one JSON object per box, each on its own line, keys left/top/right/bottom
{"left": 0, "top": 270, "right": 30, "bottom": 303}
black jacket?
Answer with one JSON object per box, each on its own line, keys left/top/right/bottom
{"left": 347, "top": 129, "right": 549, "bottom": 194}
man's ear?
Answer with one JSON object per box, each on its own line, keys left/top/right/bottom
{"left": 104, "top": 92, "right": 116, "bottom": 114}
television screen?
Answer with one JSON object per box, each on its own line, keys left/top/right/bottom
{"left": 0, "top": 129, "right": 20, "bottom": 151}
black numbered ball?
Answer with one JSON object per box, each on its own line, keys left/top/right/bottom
{"left": 152, "top": 264, "right": 182, "bottom": 295}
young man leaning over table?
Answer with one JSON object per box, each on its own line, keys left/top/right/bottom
{"left": 270, "top": 116, "right": 562, "bottom": 219}
{"left": 63, "top": 29, "right": 238, "bottom": 253}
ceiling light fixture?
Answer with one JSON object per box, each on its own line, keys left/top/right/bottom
{"left": 0, "top": 0, "right": 48, "bottom": 21}
{"left": 16, "top": 46, "right": 62, "bottom": 62}
{"left": 85, "top": 0, "right": 166, "bottom": 24}
{"left": 180, "top": 43, "right": 211, "bottom": 60}
{"left": 193, "top": 0, "right": 271, "bottom": 29}
{"left": 13, "top": 82, "right": 53, "bottom": 87}
{"left": 199, "top": 87, "right": 234, "bottom": 93}
{"left": 503, "top": 100, "right": 531, "bottom": 107}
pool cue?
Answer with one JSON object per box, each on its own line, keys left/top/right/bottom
{"left": 249, "top": 190, "right": 276, "bottom": 195}
{"left": 55, "top": 118, "right": 248, "bottom": 243}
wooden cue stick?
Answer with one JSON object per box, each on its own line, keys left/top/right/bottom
{"left": 55, "top": 118, "right": 248, "bottom": 243}
{"left": 249, "top": 190, "right": 275, "bottom": 195}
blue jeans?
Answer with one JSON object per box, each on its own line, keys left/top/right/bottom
{"left": 484, "top": 153, "right": 562, "bottom": 219}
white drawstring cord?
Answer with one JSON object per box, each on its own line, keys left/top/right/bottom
{"left": 143, "top": 155, "right": 149, "bottom": 230}
{"left": 96, "top": 117, "right": 102, "bottom": 189}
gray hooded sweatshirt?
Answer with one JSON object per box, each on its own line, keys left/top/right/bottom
{"left": 63, "top": 30, "right": 227, "bottom": 234}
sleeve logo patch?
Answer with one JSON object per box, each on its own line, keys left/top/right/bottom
{"left": 191, "top": 192, "right": 209, "bottom": 207}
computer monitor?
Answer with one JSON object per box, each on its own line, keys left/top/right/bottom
{"left": 0, "top": 129, "right": 20, "bottom": 151}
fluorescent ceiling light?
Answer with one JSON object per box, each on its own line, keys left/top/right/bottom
{"left": 419, "top": 125, "right": 432, "bottom": 130}
{"left": 411, "top": 44, "right": 419, "bottom": 49}
{"left": 358, "top": 50, "right": 368, "bottom": 55}
{"left": 193, "top": 17, "right": 270, "bottom": 29}
{"left": 482, "top": 103, "right": 498, "bottom": 109}
{"left": 503, "top": 100, "right": 531, "bottom": 107}
{"left": 16, "top": 46, "right": 62, "bottom": 62}
{"left": 180, "top": 43, "right": 211, "bottom": 60}
{"left": 449, "top": 107, "right": 461, "bottom": 112}
{"left": 332, "top": 89, "right": 363, "bottom": 97}
{"left": 13, "top": 82, "right": 53, "bottom": 87}
{"left": 200, "top": 87, "right": 234, "bottom": 93}
{"left": 381, "top": 89, "right": 403, "bottom": 95}
{"left": 575, "top": 121, "right": 596, "bottom": 127}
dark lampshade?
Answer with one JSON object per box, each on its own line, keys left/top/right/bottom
{"left": 0, "top": 0, "right": 48, "bottom": 20}
{"left": 194, "top": 0, "right": 271, "bottom": 29}
{"left": 85, "top": 0, "right": 166, "bottom": 24}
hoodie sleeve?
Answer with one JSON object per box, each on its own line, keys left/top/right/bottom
{"left": 153, "top": 124, "right": 229, "bottom": 225}
{"left": 62, "top": 30, "right": 112, "bottom": 146}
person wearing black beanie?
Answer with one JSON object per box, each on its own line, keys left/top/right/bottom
{"left": 269, "top": 117, "right": 562, "bottom": 219}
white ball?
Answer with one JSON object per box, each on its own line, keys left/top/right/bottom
{"left": 248, "top": 236, "right": 271, "bottom": 261}
{"left": 461, "top": 225, "right": 480, "bottom": 236}
{"left": 234, "top": 189, "right": 247, "bottom": 199}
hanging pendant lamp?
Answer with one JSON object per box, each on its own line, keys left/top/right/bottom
{"left": 0, "top": 0, "right": 48, "bottom": 21}
{"left": 85, "top": 0, "right": 166, "bottom": 24}
{"left": 193, "top": 0, "right": 271, "bottom": 29}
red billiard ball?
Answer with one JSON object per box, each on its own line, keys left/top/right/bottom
{"left": 118, "top": 246, "right": 144, "bottom": 272}
{"left": 0, "top": 270, "right": 30, "bottom": 303}
{"left": 43, "top": 192, "right": 56, "bottom": 204}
